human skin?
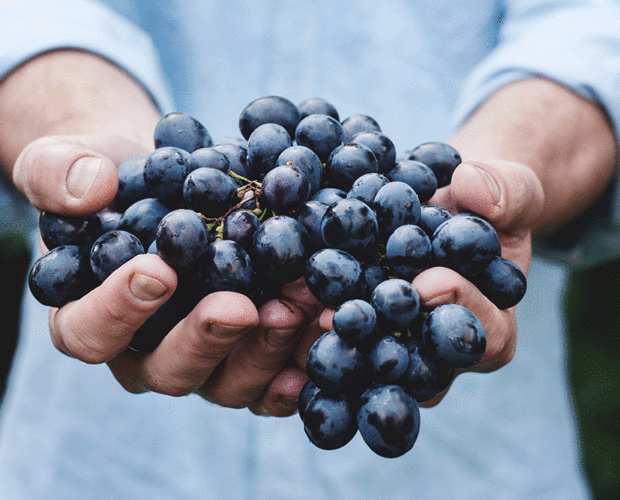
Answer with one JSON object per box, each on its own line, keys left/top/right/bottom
{"left": 0, "top": 50, "right": 616, "bottom": 413}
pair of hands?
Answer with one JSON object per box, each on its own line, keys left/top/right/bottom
{"left": 13, "top": 133, "right": 544, "bottom": 416}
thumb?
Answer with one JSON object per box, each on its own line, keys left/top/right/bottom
{"left": 13, "top": 134, "right": 150, "bottom": 216}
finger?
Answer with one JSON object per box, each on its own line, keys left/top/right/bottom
{"left": 280, "top": 277, "right": 325, "bottom": 319}
{"left": 248, "top": 367, "right": 309, "bottom": 417}
{"left": 50, "top": 254, "right": 177, "bottom": 363}
{"left": 196, "top": 298, "right": 307, "bottom": 408}
{"left": 413, "top": 266, "right": 517, "bottom": 373}
{"left": 429, "top": 160, "right": 544, "bottom": 271}
{"left": 107, "top": 291, "right": 260, "bottom": 397}
{"left": 13, "top": 134, "right": 149, "bottom": 216}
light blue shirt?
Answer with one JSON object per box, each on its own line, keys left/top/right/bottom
{"left": 1, "top": 0, "right": 620, "bottom": 498}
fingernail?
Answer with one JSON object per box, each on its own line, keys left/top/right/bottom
{"left": 424, "top": 292, "right": 456, "bottom": 309}
{"left": 130, "top": 273, "right": 168, "bottom": 301}
{"left": 264, "top": 328, "right": 296, "bottom": 348}
{"left": 207, "top": 322, "right": 244, "bottom": 339}
{"left": 475, "top": 166, "right": 501, "bottom": 205}
{"left": 67, "top": 156, "right": 102, "bottom": 199}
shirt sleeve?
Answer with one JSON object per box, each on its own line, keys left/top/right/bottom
{"left": 449, "top": 0, "right": 620, "bottom": 269}
{"left": 0, "top": 0, "right": 175, "bottom": 114}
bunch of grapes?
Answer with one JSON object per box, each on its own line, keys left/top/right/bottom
{"left": 28, "top": 96, "right": 527, "bottom": 457}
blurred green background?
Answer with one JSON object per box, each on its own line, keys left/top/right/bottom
{"left": 0, "top": 234, "right": 618, "bottom": 498}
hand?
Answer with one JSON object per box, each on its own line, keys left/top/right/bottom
{"left": 14, "top": 134, "right": 314, "bottom": 417}
{"left": 309, "top": 159, "right": 544, "bottom": 407}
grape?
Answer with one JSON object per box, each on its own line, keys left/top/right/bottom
{"left": 38, "top": 211, "right": 103, "bottom": 250}
{"left": 373, "top": 181, "right": 421, "bottom": 240}
{"left": 346, "top": 172, "right": 390, "bottom": 210}
{"left": 199, "top": 239, "right": 253, "bottom": 294}
{"left": 332, "top": 299, "right": 377, "bottom": 347}
{"left": 386, "top": 159, "right": 437, "bottom": 203}
{"left": 418, "top": 205, "right": 452, "bottom": 238}
{"left": 297, "top": 97, "right": 340, "bottom": 121}
{"left": 341, "top": 114, "right": 381, "bottom": 143}
{"left": 247, "top": 123, "right": 292, "bottom": 178}
{"left": 432, "top": 214, "right": 500, "bottom": 278}
{"left": 90, "top": 230, "right": 145, "bottom": 281}
{"left": 182, "top": 167, "right": 239, "bottom": 218}
{"left": 295, "top": 114, "right": 346, "bottom": 163}
{"left": 368, "top": 336, "right": 410, "bottom": 383}
{"left": 349, "top": 131, "right": 397, "bottom": 174}
{"left": 370, "top": 279, "right": 420, "bottom": 331}
{"left": 470, "top": 255, "right": 527, "bottom": 309}
{"left": 408, "top": 141, "right": 461, "bottom": 188}
{"left": 144, "top": 146, "right": 191, "bottom": 207}
{"left": 251, "top": 216, "right": 311, "bottom": 284}
{"left": 224, "top": 210, "right": 261, "bottom": 251}
{"left": 384, "top": 224, "right": 432, "bottom": 281}
{"left": 295, "top": 200, "right": 329, "bottom": 251}
{"left": 115, "top": 155, "right": 149, "bottom": 210}
{"left": 302, "top": 391, "right": 358, "bottom": 451}
{"left": 154, "top": 112, "right": 213, "bottom": 153}
{"left": 298, "top": 380, "right": 321, "bottom": 421}
{"left": 28, "top": 245, "right": 98, "bottom": 307}
{"left": 188, "top": 147, "right": 231, "bottom": 173}
{"left": 325, "top": 143, "right": 378, "bottom": 191}
{"left": 211, "top": 143, "right": 255, "bottom": 180}
{"left": 320, "top": 198, "right": 379, "bottom": 259}
{"left": 156, "top": 209, "right": 211, "bottom": 272}
{"left": 96, "top": 211, "right": 122, "bottom": 233}
{"left": 306, "top": 330, "right": 368, "bottom": 397}
{"left": 239, "top": 95, "right": 300, "bottom": 140}
{"left": 261, "top": 164, "right": 310, "bottom": 214}
{"left": 118, "top": 197, "right": 170, "bottom": 248}
{"left": 304, "top": 248, "right": 364, "bottom": 307}
{"left": 422, "top": 304, "right": 486, "bottom": 368}
{"left": 357, "top": 384, "right": 420, "bottom": 458}
{"left": 276, "top": 145, "right": 323, "bottom": 195}
{"left": 311, "top": 187, "right": 347, "bottom": 205}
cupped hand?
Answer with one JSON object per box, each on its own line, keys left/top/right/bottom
{"left": 14, "top": 134, "right": 315, "bottom": 417}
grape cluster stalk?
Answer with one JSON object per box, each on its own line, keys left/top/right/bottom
{"left": 28, "top": 96, "right": 527, "bottom": 458}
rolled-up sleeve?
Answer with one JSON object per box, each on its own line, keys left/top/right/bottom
{"left": 0, "top": 0, "right": 174, "bottom": 113}
{"left": 450, "top": 0, "right": 620, "bottom": 268}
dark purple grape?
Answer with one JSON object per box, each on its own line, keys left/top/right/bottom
{"left": 297, "top": 97, "right": 340, "bottom": 121}
{"left": 346, "top": 173, "right": 390, "bottom": 210}
{"left": 188, "top": 148, "right": 231, "bottom": 173}
{"left": 432, "top": 214, "right": 500, "bottom": 278}
{"left": 368, "top": 336, "right": 410, "bottom": 383}
{"left": 470, "top": 255, "right": 527, "bottom": 309}
{"left": 224, "top": 210, "right": 261, "bottom": 250}
{"left": 398, "top": 337, "right": 455, "bottom": 402}
{"left": 295, "top": 200, "right": 329, "bottom": 251}
{"left": 214, "top": 136, "right": 248, "bottom": 148}
{"left": 320, "top": 198, "right": 379, "bottom": 259}
{"left": 373, "top": 181, "right": 421, "bottom": 240}
{"left": 261, "top": 164, "right": 310, "bottom": 214}
{"left": 370, "top": 279, "right": 420, "bottom": 331}
{"left": 357, "top": 384, "right": 420, "bottom": 458}
{"left": 38, "top": 211, "right": 103, "bottom": 250}
{"left": 385, "top": 224, "right": 432, "bottom": 281}
{"left": 304, "top": 248, "right": 364, "bottom": 307}
{"left": 144, "top": 146, "right": 191, "bottom": 207}
{"left": 90, "top": 230, "right": 145, "bottom": 282}
{"left": 114, "top": 155, "right": 149, "bottom": 210}
{"left": 154, "top": 112, "right": 213, "bottom": 153}
{"left": 311, "top": 187, "right": 347, "bottom": 205}
{"left": 349, "top": 131, "right": 396, "bottom": 174}
{"left": 341, "top": 114, "right": 381, "bottom": 143}
{"left": 325, "top": 143, "right": 378, "bottom": 191}
{"left": 247, "top": 123, "right": 292, "bottom": 178}
{"left": 239, "top": 95, "right": 300, "bottom": 140}
{"left": 422, "top": 304, "right": 486, "bottom": 368}
{"left": 211, "top": 143, "right": 254, "bottom": 180}
{"left": 298, "top": 379, "right": 321, "bottom": 421}
{"left": 302, "top": 391, "right": 358, "bottom": 450}
{"left": 386, "top": 160, "right": 437, "bottom": 203}
{"left": 96, "top": 211, "right": 122, "bottom": 233}
{"left": 276, "top": 145, "right": 323, "bottom": 195}
{"left": 156, "top": 209, "right": 211, "bottom": 272}
{"left": 251, "top": 216, "right": 311, "bottom": 284}
{"left": 408, "top": 142, "right": 461, "bottom": 188}
{"left": 361, "top": 261, "right": 387, "bottom": 300}
{"left": 332, "top": 299, "right": 377, "bottom": 347}
{"left": 118, "top": 197, "right": 171, "bottom": 249}
{"left": 199, "top": 239, "right": 253, "bottom": 294}
{"left": 28, "top": 245, "right": 98, "bottom": 307}
{"left": 295, "top": 114, "right": 346, "bottom": 163}
{"left": 419, "top": 205, "right": 452, "bottom": 238}
{"left": 306, "top": 330, "right": 368, "bottom": 397}
{"left": 182, "top": 167, "right": 239, "bottom": 218}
